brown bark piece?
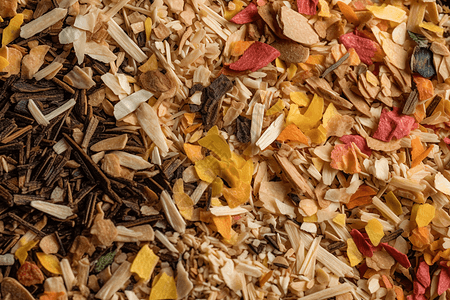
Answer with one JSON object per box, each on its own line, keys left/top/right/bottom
{"left": 0, "top": 0, "right": 17, "bottom": 18}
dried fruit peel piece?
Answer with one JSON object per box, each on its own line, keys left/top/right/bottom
{"left": 297, "top": 0, "right": 319, "bottom": 15}
{"left": 145, "top": 17, "right": 152, "bottom": 44}
{"left": 339, "top": 32, "right": 377, "bottom": 65}
{"left": 411, "top": 145, "right": 433, "bottom": 168}
{"left": 372, "top": 107, "right": 418, "bottom": 142}
{"left": 276, "top": 124, "right": 309, "bottom": 145}
{"left": 230, "top": 2, "right": 259, "bottom": 24}
{"left": 130, "top": 245, "right": 159, "bottom": 281}
{"left": 340, "top": 135, "right": 372, "bottom": 156}
{"left": 138, "top": 54, "right": 158, "bottom": 73}
{"left": 365, "top": 219, "right": 384, "bottom": 247}
{"left": 2, "top": 14, "right": 24, "bottom": 46}
{"left": 231, "top": 41, "right": 255, "bottom": 57}
{"left": 333, "top": 214, "right": 346, "bottom": 227}
{"left": 367, "top": 4, "right": 406, "bottom": 23}
{"left": 223, "top": 181, "right": 251, "bottom": 208}
{"left": 290, "top": 92, "right": 310, "bottom": 107}
{"left": 337, "top": 1, "right": 358, "bottom": 23}
{"left": 184, "top": 143, "right": 203, "bottom": 163}
{"left": 195, "top": 155, "right": 221, "bottom": 183}
{"left": 381, "top": 243, "right": 411, "bottom": 268}
{"left": 229, "top": 41, "right": 280, "bottom": 72}
{"left": 347, "top": 238, "right": 364, "bottom": 267}
{"left": 212, "top": 215, "right": 232, "bottom": 239}
{"left": 415, "top": 203, "right": 435, "bottom": 227}
{"left": 15, "top": 240, "right": 38, "bottom": 265}
{"left": 149, "top": 272, "right": 177, "bottom": 300}
{"left": 36, "top": 252, "right": 62, "bottom": 275}
{"left": 198, "top": 126, "right": 232, "bottom": 161}
{"left": 385, "top": 191, "right": 402, "bottom": 215}
{"left": 413, "top": 76, "right": 434, "bottom": 101}
{"left": 266, "top": 99, "right": 284, "bottom": 116}
{"left": 350, "top": 229, "right": 373, "bottom": 257}
{"left": 330, "top": 143, "right": 361, "bottom": 174}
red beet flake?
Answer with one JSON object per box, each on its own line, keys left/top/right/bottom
{"left": 350, "top": 229, "right": 373, "bottom": 257}
{"left": 230, "top": 3, "right": 260, "bottom": 24}
{"left": 229, "top": 41, "right": 280, "bottom": 72}
{"left": 297, "top": 0, "right": 319, "bottom": 15}
{"left": 340, "top": 135, "right": 372, "bottom": 156}
{"left": 339, "top": 31, "right": 377, "bottom": 65}
{"left": 373, "top": 107, "right": 418, "bottom": 142}
{"left": 439, "top": 267, "right": 450, "bottom": 295}
{"left": 381, "top": 243, "right": 411, "bottom": 268}
{"left": 416, "top": 260, "right": 430, "bottom": 288}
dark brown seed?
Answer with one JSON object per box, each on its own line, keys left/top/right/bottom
{"left": 236, "top": 116, "right": 251, "bottom": 144}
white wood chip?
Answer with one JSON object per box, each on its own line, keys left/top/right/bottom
{"left": 110, "top": 151, "right": 153, "bottom": 170}
{"left": 107, "top": 19, "right": 147, "bottom": 63}
{"left": 160, "top": 190, "right": 186, "bottom": 234}
{"left": 210, "top": 206, "right": 248, "bottom": 216}
{"left": 136, "top": 102, "right": 169, "bottom": 153}
{"left": 114, "top": 89, "right": 154, "bottom": 120}
{"left": 296, "top": 283, "right": 353, "bottom": 300}
{"left": 44, "top": 99, "right": 76, "bottom": 122}
{"left": 256, "top": 113, "right": 284, "bottom": 150}
{"left": 95, "top": 262, "right": 132, "bottom": 300}
{"left": 30, "top": 201, "right": 73, "bottom": 219}
{"left": 28, "top": 99, "right": 50, "bottom": 126}
{"left": 21, "top": 8, "right": 67, "bottom": 39}
{"left": 154, "top": 230, "right": 179, "bottom": 253}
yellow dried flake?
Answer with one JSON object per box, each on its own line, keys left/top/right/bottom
{"left": 212, "top": 215, "right": 232, "bottom": 239}
{"left": 173, "top": 179, "right": 194, "bottom": 220}
{"left": 415, "top": 203, "right": 436, "bottom": 227}
{"left": 195, "top": 126, "right": 252, "bottom": 208}
{"left": 305, "top": 55, "right": 325, "bottom": 65}
{"left": 322, "top": 103, "right": 339, "bottom": 127}
{"left": 367, "top": 4, "right": 406, "bottom": 23}
{"left": 333, "top": 214, "right": 346, "bottom": 227}
{"left": 22, "top": 9, "right": 33, "bottom": 21}
{"left": 138, "top": 54, "right": 158, "bottom": 73}
{"left": 145, "top": 17, "right": 152, "bottom": 44}
{"left": 198, "top": 126, "right": 231, "bottom": 161}
{"left": 2, "top": 14, "right": 24, "bottom": 46}
{"left": 130, "top": 245, "right": 159, "bottom": 281}
{"left": 194, "top": 155, "right": 221, "bottom": 183}
{"left": 347, "top": 238, "right": 364, "bottom": 267}
{"left": 287, "top": 63, "right": 297, "bottom": 80}
{"left": 36, "top": 252, "right": 62, "bottom": 275}
{"left": 366, "top": 71, "right": 379, "bottom": 86}
{"left": 224, "top": 0, "right": 245, "bottom": 20}
{"left": 312, "top": 157, "right": 324, "bottom": 172}
{"left": 419, "top": 22, "right": 444, "bottom": 34}
{"left": 289, "top": 92, "right": 310, "bottom": 107}
{"left": 385, "top": 191, "right": 402, "bottom": 215}
{"left": 15, "top": 240, "right": 38, "bottom": 265}
{"left": 365, "top": 219, "right": 384, "bottom": 247}
{"left": 211, "top": 177, "right": 223, "bottom": 197}
{"left": 149, "top": 272, "right": 177, "bottom": 300}
{"left": 303, "top": 214, "right": 318, "bottom": 222}
{"left": 275, "top": 58, "right": 286, "bottom": 71}
{"left": 305, "top": 125, "right": 327, "bottom": 145}
{"left": 0, "top": 56, "right": 9, "bottom": 70}
{"left": 266, "top": 99, "right": 285, "bottom": 116}
{"left": 318, "top": 0, "right": 330, "bottom": 17}
{"left": 184, "top": 143, "right": 204, "bottom": 163}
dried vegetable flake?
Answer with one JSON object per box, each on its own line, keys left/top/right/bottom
{"left": 36, "top": 252, "right": 62, "bottom": 275}
{"left": 373, "top": 107, "right": 418, "bottom": 142}
{"left": 339, "top": 32, "right": 377, "bottom": 65}
{"left": 296, "top": 0, "right": 319, "bottom": 15}
{"left": 230, "top": 2, "right": 259, "bottom": 24}
{"left": 347, "top": 238, "right": 364, "bottom": 267}
{"left": 130, "top": 245, "right": 159, "bottom": 281}
{"left": 149, "top": 272, "right": 177, "bottom": 300}
{"left": 365, "top": 219, "right": 384, "bottom": 246}
{"left": 2, "top": 14, "right": 24, "bottom": 46}
{"left": 415, "top": 203, "right": 435, "bottom": 228}
{"left": 229, "top": 42, "right": 280, "bottom": 72}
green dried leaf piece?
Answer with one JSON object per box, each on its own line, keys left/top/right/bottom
{"left": 408, "top": 30, "right": 428, "bottom": 48}
{"left": 94, "top": 251, "right": 116, "bottom": 273}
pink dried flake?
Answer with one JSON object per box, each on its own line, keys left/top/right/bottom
{"left": 372, "top": 107, "right": 418, "bottom": 142}
{"left": 340, "top": 135, "right": 372, "bottom": 156}
{"left": 416, "top": 260, "right": 430, "bottom": 288}
{"left": 381, "top": 243, "right": 411, "bottom": 268}
{"left": 297, "top": 0, "right": 319, "bottom": 15}
{"left": 229, "top": 42, "right": 280, "bottom": 72}
{"left": 439, "top": 266, "right": 450, "bottom": 295}
{"left": 230, "top": 3, "right": 260, "bottom": 24}
{"left": 350, "top": 229, "right": 373, "bottom": 257}
{"left": 339, "top": 31, "right": 377, "bottom": 65}
{"left": 413, "top": 281, "right": 426, "bottom": 295}
{"left": 444, "top": 137, "right": 450, "bottom": 144}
